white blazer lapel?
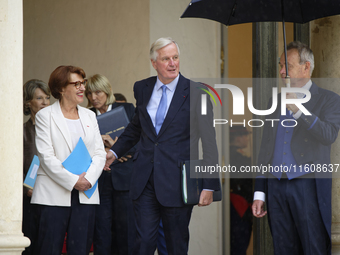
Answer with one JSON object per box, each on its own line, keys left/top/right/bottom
{"left": 77, "top": 106, "right": 93, "bottom": 148}
{"left": 51, "top": 101, "right": 73, "bottom": 152}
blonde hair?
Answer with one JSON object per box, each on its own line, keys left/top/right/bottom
{"left": 85, "top": 74, "right": 115, "bottom": 108}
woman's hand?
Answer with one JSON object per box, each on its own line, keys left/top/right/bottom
{"left": 74, "top": 172, "right": 92, "bottom": 191}
{"left": 102, "top": 135, "right": 118, "bottom": 148}
{"left": 26, "top": 189, "right": 33, "bottom": 197}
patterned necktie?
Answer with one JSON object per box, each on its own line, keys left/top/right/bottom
{"left": 155, "top": 85, "right": 167, "bottom": 134}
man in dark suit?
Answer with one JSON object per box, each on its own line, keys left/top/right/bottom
{"left": 252, "top": 41, "right": 340, "bottom": 255}
{"left": 105, "top": 37, "right": 220, "bottom": 255}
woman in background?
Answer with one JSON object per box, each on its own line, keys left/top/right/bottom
{"left": 86, "top": 74, "right": 136, "bottom": 255}
{"left": 32, "top": 66, "right": 106, "bottom": 255}
{"left": 23, "top": 79, "right": 51, "bottom": 255}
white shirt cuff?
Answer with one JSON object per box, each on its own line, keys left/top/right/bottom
{"left": 292, "top": 109, "right": 302, "bottom": 119}
{"left": 253, "top": 191, "right": 265, "bottom": 202}
{"left": 110, "top": 150, "right": 118, "bottom": 159}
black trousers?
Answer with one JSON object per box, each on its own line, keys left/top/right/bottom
{"left": 132, "top": 170, "right": 193, "bottom": 255}
{"left": 35, "top": 189, "right": 96, "bottom": 255}
{"left": 93, "top": 171, "right": 136, "bottom": 255}
{"left": 22, "top": 196, "right": 39, "bottom": 255}
{"left": 267, "top": 176, "right": 329, "bottom": 255}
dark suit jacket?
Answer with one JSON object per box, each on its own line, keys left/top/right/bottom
{"left": 111, "top": 74, "right": 220, "bottom": 207}
{"left": 23, "top": 118, "right": 37, "bottom": 196}
{"left": 91, "top": 102, "right": 136, "bottom": 191}
{"left": 255, "top": 82, "right": 340, "bottom": 240}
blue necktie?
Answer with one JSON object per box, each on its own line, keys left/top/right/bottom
{"left": 155, "top": 85, "right": 167, "bottom": 134}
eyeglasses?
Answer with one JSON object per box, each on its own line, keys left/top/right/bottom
{"left": 69, "top": 79, "right": 87, "bottom": 89}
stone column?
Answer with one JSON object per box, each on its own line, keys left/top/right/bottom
{"left": 0, "top": 0, "right": 30, "bottom": 253}
{"left": 294, "top": 23, "right": 310, "bottom": 46}
{"left": 252, "top": 22, "right": 278, "bottom": 255}
{"left": 310, "top": 15, "right": 340, "bottom": 254}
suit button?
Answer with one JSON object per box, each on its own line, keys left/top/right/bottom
{"left": 151, "top": 160, "right": 154, "bottom": 163}
{"left": 304, "top": 138, "right": 308, "bottom": 142}
{"left": 267, "top": 152, "right": 270, "bottom": 155}
{"left": 283, "top": 152, "right": 286, "bottom": 155}
{"left": 300, "top": 153, "right": 304, "bottom": 157}
{"left": 155, "top": 143, "right": 158, "bottom": 146}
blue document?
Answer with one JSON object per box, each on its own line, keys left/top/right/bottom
{"left": 96, "top": 105, "right": 129, "bottom": 139}
{"left": 62, "top": 137, "right": 97, "bottom": 198}
{"left": 23, "top": 155, "right": 40, "bottom": 189}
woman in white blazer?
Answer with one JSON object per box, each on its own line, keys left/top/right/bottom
{"left": 31, "top": 66, "right": 106, "bottom": 255}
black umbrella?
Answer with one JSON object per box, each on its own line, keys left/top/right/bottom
{"left": 181, "top": 0, "right": 340, "bottom": 85}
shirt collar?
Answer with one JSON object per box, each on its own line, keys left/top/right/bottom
{"left": 96, "top": 104, "right": 112, "bottom": 116}
{"left": 295, "top": 79, "right": 312, "bottom": 99}
{"left": 155, "top": 74, "right": 179, "bottom": 92}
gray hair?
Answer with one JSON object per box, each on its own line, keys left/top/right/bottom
{"left": 150, "top": 37, "right": 180, "bottom": 61}
{"left": 23, "top": 79, "right": 50, "bottom": 115}
{"left": 287, "top": 41, "right": 314, "bottom": 76}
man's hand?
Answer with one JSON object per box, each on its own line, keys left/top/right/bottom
{"left": 117, "top": 154, "right": 132, "bottom": 163}
{"left": 102, "top": 135, "right": 118, "bottom": 148}
{"left": 74, "top": 172, "right": 92, "bottom": 191}
{"left": 286, "top": 92, "right": 299, "bottom": 114}
{"left": 252, "top": 200, "right": 267, "bottom": 218}
{"left": 104, "top": 150, "right": 116, "bottom": 171}
{"left": 198, "top": 190, "right": 213, "bottom": 207}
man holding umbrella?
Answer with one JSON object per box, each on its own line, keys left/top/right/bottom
{"left": 252, "top": 41, "right": 340, "bottom": 254}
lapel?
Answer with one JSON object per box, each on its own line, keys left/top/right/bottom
{"left": 77, "top": 106, "right": 93, "bottom": 147}
{"left": 298, "top": 82, "right": 320, "bottom": 112}
{"left": 51, "top": 101, "right": 93, "bottom": 152}
{"left": 141, "top": 77, "right": 157, "bottom": 136}
{"left": 293, "top": 82, "right": 320, "bottom": 135}
{"left": 51, "top": 101, "right": 73, "bottom": 152}
{"left": 157, "top": 74, "right": 189, "bottom": 137}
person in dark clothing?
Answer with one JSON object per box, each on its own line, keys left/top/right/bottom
{"left": 229, "top": 125, "right": 253, "bottom": 255}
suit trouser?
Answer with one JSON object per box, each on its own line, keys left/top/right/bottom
{"left": 111, "top": 189, "right": 137, "bottom": 255}
{"left": 230, "top": 203, "right": 252, "bottom": 255}
{"left": 22, "top": 196, "right": 39, "bottom": 255}
{"left": 94, "top": 171, "right": 114, "bottom": 255}
{"left": 95, "top": 170, "right": 137, "bottom": 255}
{"left": 35, "top": 189, "right": 96, "bottom": 255}
{"left": 94, "top": 170, "right": 163, "bottom": 255}
{"left": 267, "top": 175, "right": 329, "bottom": 255}
{"left": 132, "top": 171, "right": 193, "bottom": 255}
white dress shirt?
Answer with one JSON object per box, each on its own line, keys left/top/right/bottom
{"left": 146, "top": 75, "right": 179, "bottom": 126}
{"left": 111, "top": 75, "right": 179, "bottom": 159}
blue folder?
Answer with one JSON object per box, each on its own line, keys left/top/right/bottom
{"left": 62, "top": 137, "right": 97, "bottom": 198}
{"left": 23, "top": 155, "right": 40, "bottom": 189}
{"left": 96, "top": 105, "right": 129, "bottom": 139}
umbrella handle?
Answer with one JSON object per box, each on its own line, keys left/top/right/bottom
{"left": 285, "top": 76, "right": 291, "bottom": 88}
{"left": 281, "top": 0, "right": 289, "bottom": 79}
